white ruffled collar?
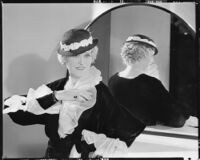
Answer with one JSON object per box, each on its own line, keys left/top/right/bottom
{"left": 64, "top": 66, "right": 102, "bottom": 90}
{"left": 58, "top": 66, "right": 102, "bottom": 138}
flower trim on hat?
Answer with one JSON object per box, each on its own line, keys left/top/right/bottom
{"left": 60, "top": 36, "right": 93, "bottom": 52}
{"left": 126, "top": 36, "right": 157, "bottom": 48}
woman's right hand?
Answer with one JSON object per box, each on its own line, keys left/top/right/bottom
{"left": 54, "top": 89, "right": 93, "bottom": 102}
{"left": 3, "top": 95, "right": 27, "bottom": 114}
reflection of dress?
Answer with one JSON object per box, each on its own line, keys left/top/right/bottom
{"left": 5, "top": 76, "right": 145, "bottom": 158}
{"left": 108, "top": 73, "right": 190, "bottom": 126}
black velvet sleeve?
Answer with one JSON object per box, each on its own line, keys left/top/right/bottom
{"left": 7, "top": 109, "right": 48, "bottom": 125}
{"left": 4, "top": 95, "right": 47, "bottom": 125}
{"left": 37, "top": 93, "right": 57, "bottom": 110}
{"left": 37, "top": 78, "right": 66, "bottom": 109}
{"left": 97, "top": 82, "right": 146, "bottom": 147}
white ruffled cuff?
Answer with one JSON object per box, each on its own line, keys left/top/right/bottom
{"left": 26, "top": 85, "right": 60, "bottom": 115}
{"left": 81, "top": 129, "right": 128, "bottom": 157}
{"left": 3, "top": 95, "right": 27, "bottom": 114}
{"left": 3, "top": 84, "right": 60, "bottom": 115}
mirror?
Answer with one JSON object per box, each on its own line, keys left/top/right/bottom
{"left": 86, "top": 4, "right": 197, "bottom": 116}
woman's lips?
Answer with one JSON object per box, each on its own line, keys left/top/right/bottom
{"left": 76, "top": 66, "right": 85, "bottom": 70}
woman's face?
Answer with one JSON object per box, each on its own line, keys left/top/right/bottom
{"left": 65, "top": 50, "right": 93, "bottom": 78}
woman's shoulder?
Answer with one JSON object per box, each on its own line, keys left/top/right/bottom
{"left": 109, "top": 73, "right": 120, "bottom": 82}
{"left": 95, "top": 81, "right": 112, "bottom": 96}
{"left": 109, "top": 73, "right": 159, "bottom": 84}
{"left": 96, "top": 81, "right": 108, "bottom": 90}
{"left": 137, "top": 74, "right": 161, "bottom": 84}
{"left": 138, "top": 75, "right": 169, "bottom": 95}
{"left": 108, "top": 72, "right": 127, "bottom": 87}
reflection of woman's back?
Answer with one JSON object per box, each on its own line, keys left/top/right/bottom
{"left": 108, "top": 34, "right": 191, "bottom": 127}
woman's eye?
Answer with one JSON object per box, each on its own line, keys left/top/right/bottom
{"left": 84, "top": 53, "right": 91, "bottom": 57}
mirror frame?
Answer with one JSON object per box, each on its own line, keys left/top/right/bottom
{"left": 85, "top": 3, "right": 195, "bottom": 37}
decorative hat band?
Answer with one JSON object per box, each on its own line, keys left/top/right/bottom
{"left": 126, "top": 36, "right": 157, "bottom": 48}
{"left": 60, "top": 36, "right": 93, "bottom": 52}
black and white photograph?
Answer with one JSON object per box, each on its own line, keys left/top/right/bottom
{"left": 2, "top": 2, "right": 198, "bottom": 159}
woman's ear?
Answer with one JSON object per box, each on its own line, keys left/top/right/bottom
{"left": 91, "top": 57, "right": 95, "bottom": 66}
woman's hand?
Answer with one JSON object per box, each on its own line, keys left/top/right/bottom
{"left": 54, "top": 89, "right": 93, "bottom": 102}
{"left": 3, "top": 95, "right": 27, "bottom": 114}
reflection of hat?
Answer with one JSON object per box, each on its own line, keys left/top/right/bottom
{"left": 58, "top": 29, "right": 98, "bottom": 56}
{"left": 125, "top": 34, "right": 158, "bottom": 55}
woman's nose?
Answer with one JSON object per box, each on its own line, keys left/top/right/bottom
{"left": 78, "top": 56, "right": 83, "bottom": 64}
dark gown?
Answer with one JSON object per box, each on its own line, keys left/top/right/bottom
{"left": 5, "top": 76, "right": 145, "bottom": 158}
{"left": 108, "top": 73, "right": 191, "bottom": 127}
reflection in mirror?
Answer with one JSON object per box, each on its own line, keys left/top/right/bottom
{"left": 87, "top": 4, "right": 197, "bottom": 117}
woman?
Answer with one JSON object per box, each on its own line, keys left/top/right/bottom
{"left": 108, "top": 34, "right": 191, "bottom": 127}
{"left": 3, "top": 29, "right": 145, "bottom": 158}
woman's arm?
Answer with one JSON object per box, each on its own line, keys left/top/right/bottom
{"left": 4, "top": 78, "right": 66, "bottom": 125}
{"left": 4, "top": 96, "right": 48, "bottom": 125}
{"left": 150, "top": 78, "right": 191, "bottom": 127}
{"left": 97, "top": 82, "right": 146, "bottom": 146}
{"left": 5, "top": 77, "right": 93, "bottom": 125}
{"left": 76, "top": 82, "right": 145, "bottom": 157}
{"left": 7, "top": 109, "right": 48, "bottom": 125}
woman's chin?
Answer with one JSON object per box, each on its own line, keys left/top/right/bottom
{"left": 73, "top": 72, "right": 88, "bottom": 79}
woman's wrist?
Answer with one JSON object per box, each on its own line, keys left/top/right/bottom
{"left": 53, "top": 90, "right": 81, "bottom": 101}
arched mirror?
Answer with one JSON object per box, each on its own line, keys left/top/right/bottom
{"left": 86, "top": 4, "right": 197, "bottom": 117}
